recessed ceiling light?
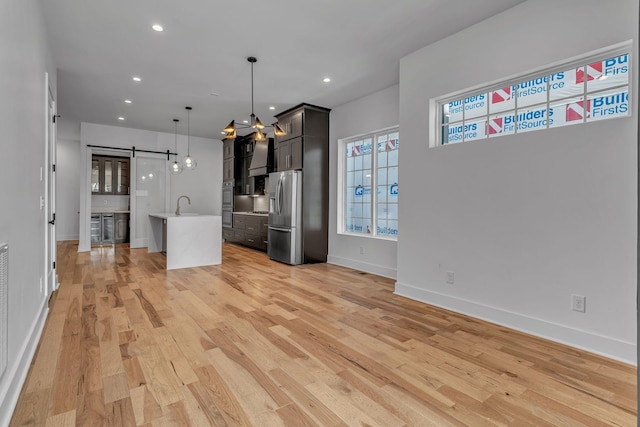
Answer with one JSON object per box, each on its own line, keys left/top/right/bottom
{"left": 243, "top": 120, "right": 249, "bottom": 124}
{"left": 124, "top": 99, "right": 132, "bottom": 104}
{"left": 132, "top": 76, "right": 142, "bottom": 82}
{"left": 118, "top": 117, "right": 125, "bottom": 121}
{"left": 269, "top": 106, "right": 275, "bottom": 110}
{"left": 210, "top": 92, "right": 220, "bottom": 97}
{"left": 323, "top": 77, "right": 331, "bottom": 83}
{"left": 220, "top": 131, "right": 226, "bottom": 135}
{"left": 152, "top": 24, "right": 164, "bottom": 32}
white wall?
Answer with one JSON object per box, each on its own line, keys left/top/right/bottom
{"left": 56, "top": 138, "right": 80, "bottom": 240}
{"left": 328, "top": 85, "right": 399, "bottom": 278}
{"left": 397, "top": 0, "right": 638, "bottom": 364}
{"left": 79, "top": 123, "right": 222, "bottom": 251}
{"left": 0, "top": 0, "right": 57, "bottom": 423}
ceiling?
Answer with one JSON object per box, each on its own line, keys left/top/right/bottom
{"left": 41, "top": 0, "right": 526, "bottom": 140}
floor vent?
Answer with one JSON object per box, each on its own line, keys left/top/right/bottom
{"left": 0, "top": 244, "right": 7, "bottom": 378}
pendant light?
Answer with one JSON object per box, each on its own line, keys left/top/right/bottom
{"left": 223, "top": 57, "right": 286, "bottom": 140}
{"left": 169, "top": 119, "right": 183, "bottom": 174}
{"left": 183, "top": 106, "right": 197, "bottom": 170}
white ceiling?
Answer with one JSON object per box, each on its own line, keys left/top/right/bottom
{"left": 41, "top": 0, "right": 526, "bottom": 139}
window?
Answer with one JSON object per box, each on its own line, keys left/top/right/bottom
{"left": 341, "top": 128, "right": 399, "bottom": 240}
{"left": 437, "top": 47, "right": 631, "bottom": 146}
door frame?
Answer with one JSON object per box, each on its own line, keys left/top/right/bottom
{"left": 45, "top": 73, "right": 57, "bottom": 295}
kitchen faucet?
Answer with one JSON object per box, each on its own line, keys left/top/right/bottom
{"left": 175, "top": 195, "right": 190, "bottom": 216}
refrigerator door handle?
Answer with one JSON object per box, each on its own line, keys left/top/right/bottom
{"left": 268, "top": 226, "right": 291, "bottom": 233}
{"left": 277, "top": 177, "right": 284, "bottom": 215}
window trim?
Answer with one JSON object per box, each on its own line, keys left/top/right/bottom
{"left": 338, "top": 126, "right": 399, "bottom": 241}
{"left": 431, "top": 41, "right": 632, "bottom": 147}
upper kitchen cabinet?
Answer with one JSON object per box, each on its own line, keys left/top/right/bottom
{"left": 274, "top": 104, "right": 330, "bottom": 172}
{"left": 223, "top": 138, "right": 235, "bottom": 159}
{"left": 91, "top": 155, "right": 130, "bottom": 195}
{"left": 223, "top": 138, "right": 235, "bottom": 181}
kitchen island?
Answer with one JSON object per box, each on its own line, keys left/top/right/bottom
{"left": 148, "top": 213, "right": 221, "bottom": 270}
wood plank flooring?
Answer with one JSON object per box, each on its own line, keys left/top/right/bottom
{"left": 10, "top": 241, "right": 637, "bottom": 426}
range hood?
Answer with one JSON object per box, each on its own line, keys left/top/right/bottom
{"left": 249, "top": 139, "right": 271, "bottom": 177}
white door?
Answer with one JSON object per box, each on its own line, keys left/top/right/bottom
{"left": 46, "top": 80, "right": 58, "bottom": 293}
{"left": 130, "top": 155, "right": 169, "bottom": 248}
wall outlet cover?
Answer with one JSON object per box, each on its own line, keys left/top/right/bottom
{"left": 571, "top": 294, "right": 586, "bottom": 313}
{"left": 446, "top": 271, "right": 455, "bottom": 284}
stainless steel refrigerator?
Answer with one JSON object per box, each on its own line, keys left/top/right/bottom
{"left": 268, "top": 170, "right": 302, "bottom": 265}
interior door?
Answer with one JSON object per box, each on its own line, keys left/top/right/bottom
{"left": 130, "top": 155, "right": 168, "bottom": 248}
{"left": 46, "top": 82, "right": 58, "bottom": 293}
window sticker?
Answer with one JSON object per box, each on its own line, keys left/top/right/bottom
{"left": 587, "top": 89, "right": 629, "bottom": 122}
{"left": 487, "top": 113, "right": 516, "bottom": 138}
{"left": 549, "top": 68, "right": 583, "bottom": 100}
{"left": 586, "top": 54, "right": 629, "bottom": 92}
{"left": 548, "top": 96, "right": 586, "bottom": 128}
{"left": 515, "top": 104, "right": 551, "bottom": 133}
{"left": 514, "top": 76, "right": 550, "bottom": 107}
{"left": 464, "top": 94, "right": 487, "bottom": 119}
{"left": 445, "top": 98, "right": 464, "bottom": 122}
{"left": 489, "top": 86, "right": 515, "bottom": 113}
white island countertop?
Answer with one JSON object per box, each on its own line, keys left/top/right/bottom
{"left": 148, "top": 213, "right": 221, "bottom": 270}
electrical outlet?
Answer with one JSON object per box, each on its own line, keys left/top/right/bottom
{"left": 571, "top": 294, "right": 586, "bottom": 313}
{"left": 359, "top": 246, "right": 365, "bottom": 254}
{"left": 446, "top": 271, "right": 455, "bottom": 284}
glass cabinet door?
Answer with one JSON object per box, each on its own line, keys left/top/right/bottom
{"left": 91, "top": 159, "right": 101, "bottom": 193}
{"left": 115, "top": 159, "right": 129, "bottom": 194}
{"left": 103, "top": 159, "right": 113, "bottom": 193}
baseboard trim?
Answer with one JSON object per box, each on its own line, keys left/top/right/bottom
{"left": 0, "top": 296, "right": 49, "bottom": 427}
{"left": 56, "top": 235, "right": 79, "bottom": 241}
{"left": 327, "top": 255, "right": 397, "bottom": 279}
{"left": 395, "top": 281, "right": 636, "bottom": 366}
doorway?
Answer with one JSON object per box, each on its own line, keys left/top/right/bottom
{"left": 46, "top": 75, "right": 57, "bottom": 294}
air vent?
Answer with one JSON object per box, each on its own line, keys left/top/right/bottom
{"left": 0, "top": 244, "right": 7, "bottom": 378}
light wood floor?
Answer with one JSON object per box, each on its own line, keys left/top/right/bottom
{"left": 10, "top": 241, "right": 637, "bottom": 426}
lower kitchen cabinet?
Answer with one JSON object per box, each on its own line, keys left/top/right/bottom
{"left": 91, "top": 213, "right": 114, "bottom": 245}
{"left": 228, "top": 214, "right": 268, "bottom": 252}
{"left": 114, "top": 213, "right": 130, "bottom": 244}
{"left": 91, "top": 212, "right": 129, "bottom": 245}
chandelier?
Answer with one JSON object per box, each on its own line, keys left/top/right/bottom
{"left": 223, "top": 57, "right": 286, "bottom": 141}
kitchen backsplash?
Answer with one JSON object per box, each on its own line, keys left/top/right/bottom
{"left": 234, "top": 195, "right": 268, "bottom": 212}
{"left": 253, "top": 196, "right": 268, "bottom": 212}
{"left": 92, "top": 194, "right": 129, "bottom": 210}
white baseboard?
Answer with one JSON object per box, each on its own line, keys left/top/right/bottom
{"left": 56, "top": 235, "right": 79, "bottom": 241}
{"left": 0, "top": 296, "right": 49, "bottom": 427}
{"left": 327, "top": 255, "right": 397, "bottom": 279}
{"left": 395, "top": 281, "right": 636, "bottom": 366}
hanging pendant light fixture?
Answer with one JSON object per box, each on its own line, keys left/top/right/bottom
{"left": 169, "top": 119, "right": 183, "bottom": 174}
{"left": 183, "top": 106, "right": 197, "bottom": 170}
{"left": 223, "top": 57, "right": 286, "bottom": 140}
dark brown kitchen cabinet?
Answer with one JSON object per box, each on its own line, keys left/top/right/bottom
{"left": 223, "top": 158, "right": 234, "bottom": 181}
{"left": 91, "top": 155, "right": 129, "bottom": 195}
{"left": 114, "top": 158, "right": 129, "bottom": 195}
{"left": 222, "top": 138, "right": 236, "bottom": 181}
{"left": 276, "top": 136, "right": 303, "bottom": 171}
{"left": 229, "top": 213, "right": 267, "bottom": 252}
{"left": 273, "top": 103, "right": 330, "bottom": 263}
{"left": 223, "top": 139, "right": 234, "bottom": 159}
{"left": 275, "top": 109, "right": 303, "bottom": 143}
{"left": 114, "top": 213, "right": 130, "bottom": 243}
{"left": 273, "top": 104, "right": 329, "bottom": 173}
